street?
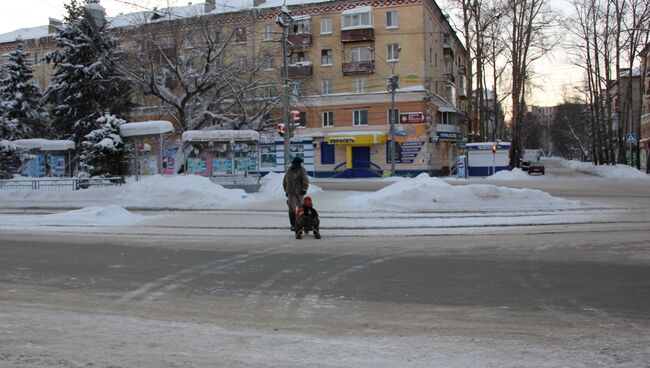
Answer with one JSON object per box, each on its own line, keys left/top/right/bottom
{"left": 1, "top": 162, "right": 649, "bottom": 367}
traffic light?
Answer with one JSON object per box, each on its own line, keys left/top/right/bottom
{"left": 491, "top": 145, "right": 497, "bottom": 153}
{"left": 277, "top": 123, "right": 285, "bottom": 137}
{"left": 291, "top": 110, "right": 301, "bottom": 127}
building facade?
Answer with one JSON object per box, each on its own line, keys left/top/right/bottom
{"left": 0, "top": 0, "right": 468, "bottom": 178}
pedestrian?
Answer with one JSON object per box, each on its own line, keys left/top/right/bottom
{"left": 283, "top": 156, "right": 309, "bottom": 231}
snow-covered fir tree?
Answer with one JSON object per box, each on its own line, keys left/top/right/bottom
{"left": 43, "top": 0, "right": 133, "bottom": 176}
{"left": 0, "top": 139, "right": 21, "bottom": 179}
{"left": 78, "top": 114, "right": 125, "bottom": 177}
{"left": 0, "top": 40, "right": 50, "bottom": 139}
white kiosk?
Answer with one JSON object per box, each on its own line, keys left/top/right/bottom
{"left": 181, "top": 130, "right": 261, "bottom": 186}
{"left": 13, "top": 139, "right": 76, "bottom": 177}
{"left": 119, "top": 120, "right": 174, "bottom": 180}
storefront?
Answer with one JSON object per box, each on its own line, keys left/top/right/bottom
{"left": 182, "top": 130, "right": 261, "bottom": 183}
{"left": 259, "top": 135, "right": 314, "bottom": 174}
{"left": 13, "top": 139, "right": 75, "bottom": 177}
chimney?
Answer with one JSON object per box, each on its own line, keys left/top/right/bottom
{"left": 205, "top": 0, "right": 215, "bottom": 13}
{"left": 48, "top": 18, "right": 62, "bottom": 33}
{"left": 253, "top": 0, "right": 266, "bottom": 6}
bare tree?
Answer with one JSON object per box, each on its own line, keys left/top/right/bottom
{"left": 120, "top": 13, "right": 281, "bottom": 132}
{"left": 503, "top": 0, "right": 558, "bottom": 167}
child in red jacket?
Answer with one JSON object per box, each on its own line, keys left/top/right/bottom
{"left": 295, "top": 196, "right": 321, "bottom": 239}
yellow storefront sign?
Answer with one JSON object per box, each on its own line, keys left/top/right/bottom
{"left": 328, "top": 134, "right": 386, "bottom": 145}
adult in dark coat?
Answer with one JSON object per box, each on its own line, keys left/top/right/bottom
{"left": 283, "top": 156, "right": 309, "bottom": 230}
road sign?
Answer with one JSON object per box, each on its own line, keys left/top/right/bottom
{"left": 626, "top": 133, "right": 636, "bottom": 144}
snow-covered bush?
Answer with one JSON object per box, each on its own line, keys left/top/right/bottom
{"left": 78, "top": 115, "right": 125, "bottom": 178}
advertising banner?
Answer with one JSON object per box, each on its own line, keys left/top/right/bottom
{"left": 49, "top": 155, "right": 66, "bottom": 177}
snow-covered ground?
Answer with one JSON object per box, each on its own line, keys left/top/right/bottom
{"left": 551, "top": 158, "right": 650, "bottom": 179}
{"left": 486, "top": 168, "right": 539, "bottom": 180}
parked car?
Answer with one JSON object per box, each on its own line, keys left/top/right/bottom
{"left": 528, "top": 161, "right": 545, "bottom": 175}
{"left": 521, "top": 160, "right": 531, "bottom": 171}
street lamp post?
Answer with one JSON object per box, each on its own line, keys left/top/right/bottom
{"left": 371, "top": 46, "right": 401, "bottom": 176}
{"left": 276, "top": 7, "right": 293, "bottom": 171}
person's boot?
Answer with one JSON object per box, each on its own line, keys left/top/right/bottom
{"left": 314, "top": 228, "right": 321, "bottom": 239}
{"left": 289, "top": 212, "right": 296, "bottom": 231}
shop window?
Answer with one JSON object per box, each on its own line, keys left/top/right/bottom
{"left": 233, "top": 142, "right": 257, "bottom": 173}
{"left": 261, "top": 146, "right": 277, "bottom": 168}
{"left": 290, "top": 144, "right": 304, "bottom": 160}
{"left": 320, "top": 142, "right": 335, "bottom": 164}
{"left": 210, "top": 142, "right": 232, "bottom": 175}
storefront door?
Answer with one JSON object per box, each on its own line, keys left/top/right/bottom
{"left": 352, "top": 146, "right": 371, "bottom": 168}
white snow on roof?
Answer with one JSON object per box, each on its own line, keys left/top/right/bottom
{"left": 13, "top": 139, "right": 75, "bottom": 151}
{"left": 341, "top": 6, "right": 373, "bottom": 15}
{"left": 619, "top": 67, "right": 641, "bottom": 77}
{"left": 0, "top": 139, "right": 18, "bottom": 151}
{"left": 182, "top": 130, "right": 261, "bottom": 142}
{"left": 120, "top": 121, "right": 174, "bottom": 137}
{"left": 0, "top": 25, "right": 51, "bottom": 43}
{"left": 108, "top": 3, "right": 207, "bottom": 28}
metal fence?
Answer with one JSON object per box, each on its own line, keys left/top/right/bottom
{"left": 0, "top": 177, "right": 124, "bottom": 192}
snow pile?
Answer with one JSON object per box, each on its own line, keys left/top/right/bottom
{"left": 112, "top": 175, "right": 250, "bottom": 209}
{"left": 558, "top": 159, "right": 649, "bottom": 179}
{"left": 0, "top": 205, "right": 143, "bottom": 226}
{"left": 486, "top": 168, "right": 534, "bottom": 180}
{"left": 348, "top": 173, "right": 572, "bottom": 212}
{"left": 257, "top": 172, "right": 322, "bottom": 200}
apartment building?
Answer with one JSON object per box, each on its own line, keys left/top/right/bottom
{"left": 0, "top": 0, "right": 468, "bottom": 177}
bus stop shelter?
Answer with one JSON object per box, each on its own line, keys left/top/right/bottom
{"left": 13, "top": 139, "right": 75, "bottom": 177}
{"left": 181, "top": 130, "right": 261, "bottom": 186}
{"left": 119, "top": 120, "right": 174, "bottom": 180}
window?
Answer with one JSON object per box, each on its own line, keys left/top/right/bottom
{"left": 342, "top": 11, "right": 372, "bottom": 29}
{"left": 291, "top": 17, "right": 311, "bottom": 34}
{"left": 353, "top": 78, "right": 366, "bottom": 94}
{"left": 263, "top": 86, "right": 275, "bottom": 98}
{"left": 353, "top": 109, "right": 369, "bottom": 125}
{"left": 290, "top": 145, "right": 304, "bottom": 160}
{"left": 350, "top": 47, "right": 371, "bottom": 62}
{"left": 322, "top": 79, "right": 332, "bottom": 95}
{"left": 237, "top": 57, "right": 247, "bottom": 70}
{"left": 320, "top": 142, "right": 335, "bottom": 164}
{"left": 290, "top": 51, "right": 308, "bottom": 65}
{"left": 320, "top": 18, "right": 332, "bottom": 34}
{"left": 386, "top": 11, "right": 398, "bottom": 28}
{"left": 321, "top": 49, "right": 333, "bottom": 65}
{"left": 322, "top": 111, "right": 334, "bottom": 127}
{"left": 262, "top": 24, "right": 273, "bottom": 41}
{"left": 262, "top": 56, "right": 274, "bottom": 70}
{"left": 235, "top": 27, "right": 246, "bottom": 42}
{"left": 261, "top": 146, "right": 277, "bottom": 168}
{"left": 387, "top": 43, "right": 400, "bottom": 61}
{"left": 388, "top": 108, "right": 399, "bottom": 124}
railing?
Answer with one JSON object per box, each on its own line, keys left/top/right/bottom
{"left": 341, "top": 28, "right": 374, "bottom": 42}
{"left": 0, "top": 177, "right": 124, "bottom": 191}
{"left": 288, "top": 64, "right": 313, "bottom": 78}
{"left": 342, "top": 61, "right": 374, "bottom": 75}
{"left": 288, "top": 33, "right": 312, "bottom": 46}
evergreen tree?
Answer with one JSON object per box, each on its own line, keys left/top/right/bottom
{"left": 0, "top": 140, "right": 21, "bottom": 179}
{"left": 0, "top": 40, "right": 49, "bottom": 139}
{"left": 78, "top": 114, "right": 125, "bottom": 177}
{"left": 44, "top": 0, "right": 133, "bottom": 176}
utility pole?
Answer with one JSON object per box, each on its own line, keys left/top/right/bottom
{"left": 276, "top": 6, "right": 293, "bottom": 170}
{"left": 384, "top": 48, "right": 401, "bottom": 176}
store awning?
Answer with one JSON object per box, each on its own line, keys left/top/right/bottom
{"left": 120, "top": 120, "right": 174, "bottom": 137}
{"left": 13, "top": 139, "right": 75, "bottom": 151}
{"left": 327, "top": 131, "right": 387, "bottom": 145}
{"left": 182, "top": 129, "right": 261, "bottom": 142}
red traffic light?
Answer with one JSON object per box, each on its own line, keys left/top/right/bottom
{"left": 491, "top": 145, "right": 497, "bottom": 152}
{"left": 277, "top": 123, "right": 285, "bottom": 136}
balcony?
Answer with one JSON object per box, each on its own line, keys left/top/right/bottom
{"left": 288, "top": 63, "right": 313, "bottom": 78}
{"left": 288, "top": 33, "right": 312, "bottom": 47}
{"left": 341, "top": 28, "right": 374, "bottom": 43}
{"left": 443, "top": 35, "right": 454, "bottom": 58}
{"left": 342, "top": 61, "right": 374, "bottom": 75}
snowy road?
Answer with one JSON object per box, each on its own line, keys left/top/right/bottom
{"left": 1, "top": 162, "right": 650, "bottom": 367}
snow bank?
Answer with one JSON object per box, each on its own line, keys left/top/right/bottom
{"left": 486, "top": 168, "right": 535, "bottom": 181}
{"left": 348, "top": 173, "right": 572, "bottom": 212}
{"left": 0, "top": 205, "right": 143, "bottom": 226}
{"left": 556, "top": 159, "right": 649, "bottom": 180}
{"left": 257, "top": 172, "right": 322, "bottom": 200}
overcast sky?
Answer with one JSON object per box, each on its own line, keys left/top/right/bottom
{"left": 0, "top": 0, "right": 584, "bottom": 108}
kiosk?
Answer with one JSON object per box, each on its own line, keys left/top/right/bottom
{"left": 181, "top": 130, "right": 261, "bottom": 185}
{"left": 13, "top": 139, "right": 75, "bottom": 177}
{"left": 119, "top": 120, "right": 174, "bottom": 180}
